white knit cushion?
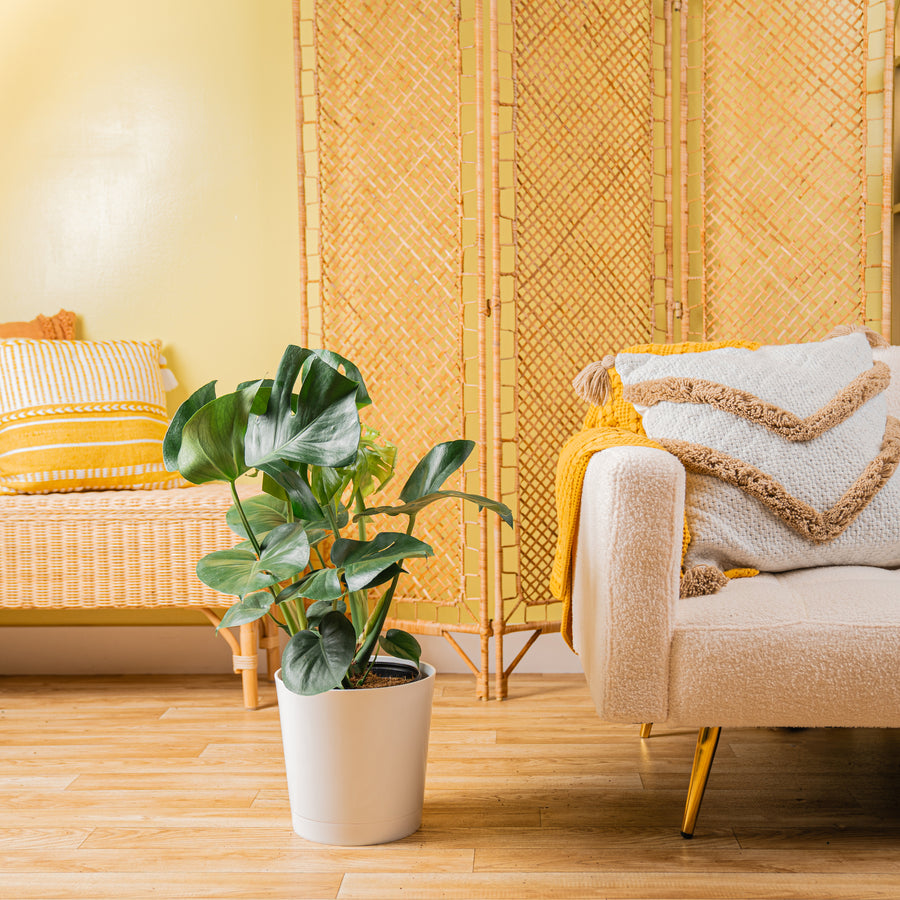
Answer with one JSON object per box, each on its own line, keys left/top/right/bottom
{"left": 615, "top": 334, "right": 900, "bottom": 572}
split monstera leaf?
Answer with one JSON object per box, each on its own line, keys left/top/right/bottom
{"left": 164, "top": 345, "right": 512, "bottom": 695}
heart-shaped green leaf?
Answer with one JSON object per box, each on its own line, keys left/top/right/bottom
{"left": 330, "top": 533, "right": 433, "bottom": 592}
{"left": 225, "top": 494, "right": 289, "bottom": 540}
{"left": 378, "top": 628, "right": 421, "bottom": 666}
{"left": 277, "top": 566, "right": 344, "bottom": 603}
{"left": 281, "top": 611, "right": 356, "bottom": 695}
{"left": 225, "top": 491, "right": 336, "bottom": 549}
{"left": 399, "top": 440, "right": 474, "bottom": 502}
{"left": 255, "top": 459, "right": 323, "bottom": 523}
{"left": 305, "top": 598, "right": 347, "bottom": 628}
{"left": 217, "top": 592, "right": 274, "bottom": 629}
{"left": 256, "top": 520, "right": 311, "bottom": 574}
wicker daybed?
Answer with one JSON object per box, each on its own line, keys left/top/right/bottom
{"left": 0, "top": 483, "right": 278, "bottom": 708}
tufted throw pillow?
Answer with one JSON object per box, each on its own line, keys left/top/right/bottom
{"left": 614, "top": 333, "right": 900, "bottom": 577}
{"left": 0, "top": 309, "right": 76, "bottom": 340}
{"left": 0, "top": 338, "right": 187, "bottom": 494}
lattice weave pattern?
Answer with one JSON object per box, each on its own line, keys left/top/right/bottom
{"left": 313, "top": 0, "right": 473, "bottom": 623}
{"left": 512, "top": 0, "right": 656, "bottom": 613}
{"left": 694, "top": 0, "right": 873, "bottom": 344}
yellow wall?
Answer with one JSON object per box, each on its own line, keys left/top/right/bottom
{"left": 0, "top": 0, "right": 302, "bottom": 626}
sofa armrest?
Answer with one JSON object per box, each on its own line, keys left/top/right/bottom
{"left": 572, "top": 445, "right": 685, "bottom": 723}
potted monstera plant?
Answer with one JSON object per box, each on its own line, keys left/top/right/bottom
{"left": 163, "top": 345, "right": 511, "bottom": 845}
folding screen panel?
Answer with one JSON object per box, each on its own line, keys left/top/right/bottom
{"left": 491, "top": 0, "right": 664, "bottom": 695}
{"left": 680, "top": 0, "right": 894, "bottom": 343}
{"left": 294, "top": 0, "right": 492, "bottom": 696}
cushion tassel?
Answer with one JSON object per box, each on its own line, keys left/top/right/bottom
{"left": 573, "top": 355, "right": 616, "bottom": 406}
{"left": 680, "top": 565, "right": 729, "bottom": 598}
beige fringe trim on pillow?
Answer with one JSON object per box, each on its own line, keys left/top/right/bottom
{"left": 658, "top": 416, "right": 900, "bottom": 544}
{"left": 825, "top": 323, "right": 890, "bottom": 348}
{"left": 623, "top": 362, "right": 890, "bottom": 442}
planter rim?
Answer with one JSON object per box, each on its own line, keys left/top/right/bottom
{"left": 274, "top": 657, "right": 436, "bottom": 697}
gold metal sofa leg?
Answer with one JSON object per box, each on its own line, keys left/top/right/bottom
{"left": 639, "top": 723, "right": 653, "bottom": 738}
{"left": 681, "top": 726, "right": 721, "bottom": 838}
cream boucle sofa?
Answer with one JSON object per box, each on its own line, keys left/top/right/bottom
{"left": 0, "top": 483, "right": 278, "bottom": 708}
{"left": 571, "top": 443, "right": 900, "bottom": 836}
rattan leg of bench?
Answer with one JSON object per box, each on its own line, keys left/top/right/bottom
{"left": 199, "top": 608, "right": 261, "bottom": 708}
{"left": 237, "top": 622, "right": 259, "bottom": 710}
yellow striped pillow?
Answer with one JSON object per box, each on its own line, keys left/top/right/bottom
{"left": 0, "top": 339, "right": 187, "bottom": 494}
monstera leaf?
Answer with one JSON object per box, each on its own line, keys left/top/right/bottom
{"left": 357, "top": 441, "right": 513, "bottom": 527}
{"left": 244, "top": 346, "right": 362, "bottom": 470}
{"left": 225, "top": 493, "right": 339, "bottom": 547}
{"left": 163, "top": 381, "right": 217, "bottom": 473}
{"left": 169, "top": 381, "right": 264, "bottom": 485}
{"left": 281, "top": 611, "right": 357, "bottom": 695}
{"left": 196, "top": 522, "right": 310, "bottom": 598}
{"left": 272, "top": 532, "right": 431, "bottom": 604}
{"left": 399, "top": 440, "right": 473, "bottom": 501}
{"left": 217, "top": 591, "right": 276, "bottom": 629}
{"left": 308, "top": 348, "right": 372, "bottom": 409}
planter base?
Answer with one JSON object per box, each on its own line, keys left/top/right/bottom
{"left": 276, "top": 659, "right": 436, "bottom": 846}
{"left": 291, "top": 809, "right": 422, "bottom": 846}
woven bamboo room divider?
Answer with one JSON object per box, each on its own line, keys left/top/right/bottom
{"left": 293, "top": 0, "right": 893, "bottom": 699}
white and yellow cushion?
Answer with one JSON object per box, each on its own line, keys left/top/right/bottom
{"left": 0, "top": 338, "right": 186, "bottom": 494}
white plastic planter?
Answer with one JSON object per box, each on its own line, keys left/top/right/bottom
{"left": 274, "top": 658, "right": 436, "bottom": 845}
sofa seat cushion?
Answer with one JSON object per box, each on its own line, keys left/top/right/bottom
{"left": 667, "top": 566, "right": 900, "bottom": 728}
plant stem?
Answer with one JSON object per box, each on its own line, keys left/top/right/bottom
{"left": 352, "top": 513, "right": 417, "bottom": 670}
{"left": 228, "top": 483, "right": 306, "bottom": 634}
{"left": 353, "top": 490, "right": 367, "bottom": 542}
{"left": 353, "top": 572, "right": 400, "bottom": 670}
{"left": 347, "top": 589, "right": 368, "bottom": 637}
{"left": 229, "top": 482, "right": 261, "bottom": 556}
{"left": 325, "top": 501, "right": 342, "bottom": 540}
{"left": 282, "top": 599, "right": 304, "bottom": 634}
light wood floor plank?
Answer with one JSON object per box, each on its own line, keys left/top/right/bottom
{"left": 0, "top": 872, "right": 341, "bottom": 900}
{"left": 3, "top": 673, "right": 899, "bottom": 900}
{"left": 0, "top": 846, "right": 474, "bottom": 874}
{"left": 337, "top": 872, "right": 900, "bottom": 900}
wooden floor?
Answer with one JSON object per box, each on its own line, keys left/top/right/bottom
{"left": 1, "top": 674, "right": 899, "bottom": 900}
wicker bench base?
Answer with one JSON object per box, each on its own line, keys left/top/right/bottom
{"left": 0, "top": 482, "right": 273, "bottom": 708}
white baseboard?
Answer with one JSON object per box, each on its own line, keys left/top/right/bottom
{"left": 0, "top": 627, "right": 583, "bottom": 676}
